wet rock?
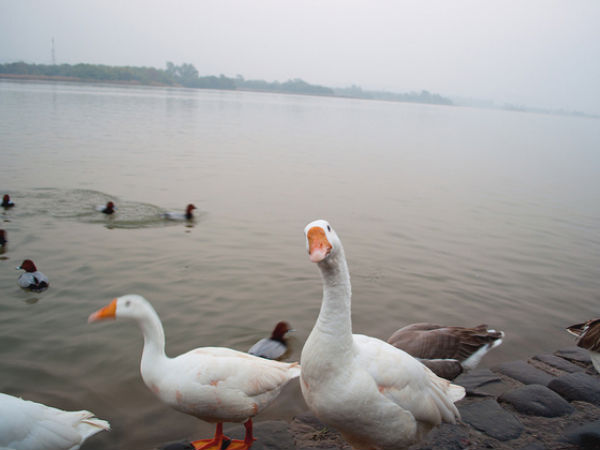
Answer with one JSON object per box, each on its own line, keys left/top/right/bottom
{"left": 533, "top": 353, "right": 584, "bottom": 373}
{"left": 555, "top": 346, "right": 592, "bottom": 364}
{"left": 409, "top": 422, "right": 470, "bottom": 450}
{"left": 458, "top": 398, "right": 523, "bottom": 441}
{"left": 160, "top": 443, "right": 195, "bottom": 450}
{"left": 499, "top": 384, "right": 574, "bottom": 417}
{"left": 226, "top": 420, "right": 296, "bottom": 450}
{"left": 548, "top": 372, "right": 600, "bottom": 405}
{"left": 495, "top": 360, "right": 554, "bottom": 386}
{"left": 454, "top": 368, "right": 501, "bottom": 394}
{"left": 561, "top": 420, "right": 600, "bottom": 449}
{"left": 519, "top": 442, "right": 547, "bottom": 450}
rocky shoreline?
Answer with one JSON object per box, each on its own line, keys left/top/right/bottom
{"left": 160, "top": 346, "right": 600, "bottom": 450}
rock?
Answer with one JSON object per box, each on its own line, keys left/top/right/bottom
{"left": 561, "top": 420, "right": 600, "bottom": 449}
{"left": 499, "top": 384, "right": 574, "bottom": 417}
{"left": 519, "top": 442, "right": 547, "bottom": 450}
{"left": 495, "top": 360, "right": 554, "bottom": 386}
{"left": 160, "top": 443, "right": 195, "bottom": 450}
{"left": 225, "top": 420, "right": 296, "bottom": 450}
{"left": 533, "top": 353, "right": 584, "bottom": 373}
{"left": 548, "top": 372, "right": 600, "bottom": 406}
{"left": 555, "top": 346, "right": 592, "bottom": 364}
{"left": 409, "top": 422, "right": 470, "bottom": 450}
{"left": 454, "top": 368, "right": 501, "bottom": 391}
{"left": 458, "top": 398, "right": 524, "bottom": 441}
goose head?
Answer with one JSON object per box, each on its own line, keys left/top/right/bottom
{"left": 88, "top": 294, "right": 153, "bottom": 323}
{"left": 304, "top": 219, "right": 343, "bottom": 263}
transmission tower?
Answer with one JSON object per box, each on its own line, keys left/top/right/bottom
{"left": 51, "top": 37, "right": 56, "bottom": 65}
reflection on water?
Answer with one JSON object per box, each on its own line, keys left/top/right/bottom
{"left": 0, "top": 80, "right": 599, "bottom": 449}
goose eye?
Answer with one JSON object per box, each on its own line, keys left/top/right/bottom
{"left": 125, "top": 300, "right": 131, "bottom": 307}
{"left": 327, "top": 225, "right": 331, "bottom": 232}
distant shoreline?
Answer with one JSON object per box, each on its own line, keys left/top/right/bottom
{"left": 1, "top": 70, "right": 597, "bottom": 119}
{"left": 0, "top": 73, "right": 170, "bottom": 87}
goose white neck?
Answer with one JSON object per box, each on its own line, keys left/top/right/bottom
{"left": 136, "top": 307, "right": 167, "bottom": 369}
{"left": 315, "top": 245, "right": 353, "bottom": 342}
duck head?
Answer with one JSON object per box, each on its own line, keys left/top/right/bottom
{"left": 17, "top": 259, "right": 37, "bottom": 273}
{"left": 271, "top": 321, "right": 293, "bottom": 341}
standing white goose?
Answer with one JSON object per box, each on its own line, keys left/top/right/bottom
{"left": 88, "top": 295, "right": 300, "bottom": 450}
{"left": 0, "top": 392, "right": 109, "bottom": 450}
{"left": 300, "top": 220, "right": 465, "bottom": 450}
{"left": 387, "top": 323, "right": 504, "bottom": 380}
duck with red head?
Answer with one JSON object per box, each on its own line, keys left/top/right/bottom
{"left": 162, "top": 204, "right": 197, "bottom": 221}
{"left": 96, "top": 201, "right": 116, "bottom": 215}
{"left": 2, "top": 194, "right": 14, "bottom": 208}
{"left": 248, "top": 321, "right": 294, "bottom": 360}
{"left": 17, "top": 259, "right": 49, "bottom": 292}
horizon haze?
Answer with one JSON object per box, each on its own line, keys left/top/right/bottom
{"left": 1, "top": 0, "right": 599, "bottom": 115}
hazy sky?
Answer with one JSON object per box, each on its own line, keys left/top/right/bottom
{"left": 1, "top": 0, "right": 599, "bottom": 114}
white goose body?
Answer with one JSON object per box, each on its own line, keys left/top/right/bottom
{"left": 300, "top": 220, "right": 464, "bottom": 450}
{"left": 0, "top": 392, "right": 109, "bottom": 450}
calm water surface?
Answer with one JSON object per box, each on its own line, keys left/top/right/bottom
{"left": 1, "top": 80, "right": 599, "bottom": 449}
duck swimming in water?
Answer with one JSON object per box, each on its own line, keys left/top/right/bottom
{"left": 248, "top": 321, "right": 293, "bottom": 360}
{"left": 17, "top": 259, "right": 49, "bottom": 292}
{"left": 2, "top": 194, "right": 15, "bottom": 208}
{"left": 162, "top": 204, "right": 196, "bottom": 221}
{"left": 96, "top": 201, "right": 116, "bottom": 215}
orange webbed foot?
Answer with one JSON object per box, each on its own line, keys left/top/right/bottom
{"left": 191, "top": 423, "right": 231, "bottom": 450}
{"left": 191, "top": 437, "right": 231, "bottom": 450}
{"left": 225, "top": 418, "right": 256, "bottom": 450}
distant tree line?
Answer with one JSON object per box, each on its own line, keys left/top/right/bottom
{"left": 333, "top": 85, "right": 453, "bottom": 105}
{"left": 0, "top": 61, "right": 453, "bottom": 105}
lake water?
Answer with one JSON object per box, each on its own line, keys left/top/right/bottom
{"left": 1, "top": 79, "right": 599, "bottom": 449}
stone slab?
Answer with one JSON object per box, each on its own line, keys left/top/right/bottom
{"left": 499, "top": 384, "right": 574, "bottom": 417}
{"left": 458, "top": 398, "right": 523, "bottom": 441}
{"left": 561, "top": 419, "right": 600, "bottom": 448}
{"left": 555, "top": 346, "right": 592, "bottom": 363}
{"left": 533, "top": 353, "right": 584, "bottom": 373}
{"left": 548, "top": 372, "right": 600, "bottom": 406}
{"left": 495, "top": 360, "right": 554, "bottom": 386}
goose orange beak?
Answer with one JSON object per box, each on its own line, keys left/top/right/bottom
{"left": 307, "top": 226, "right": 332, "bottom": 263}
{"left": 88, "top": 298, "right": 118, "bottom": 323}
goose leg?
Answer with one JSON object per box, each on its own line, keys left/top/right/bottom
{"left": 191, "top": 423, "right": 231, "bottom": 450}
{"left": 226, "top": 419, "right": 256, "bottom": 450}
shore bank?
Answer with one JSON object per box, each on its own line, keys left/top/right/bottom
{"left": 160, "top": 345, "right": 600, "bottom": 450}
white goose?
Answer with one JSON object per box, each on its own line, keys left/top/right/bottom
{"left": 300, "top": 220, "right": 465, "bottom": 450}
{"left": 0, "top": 392, "right": 109, "bottom": 450}
{"left": 88, "top": 295, "right": 300, "bottom": 450}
